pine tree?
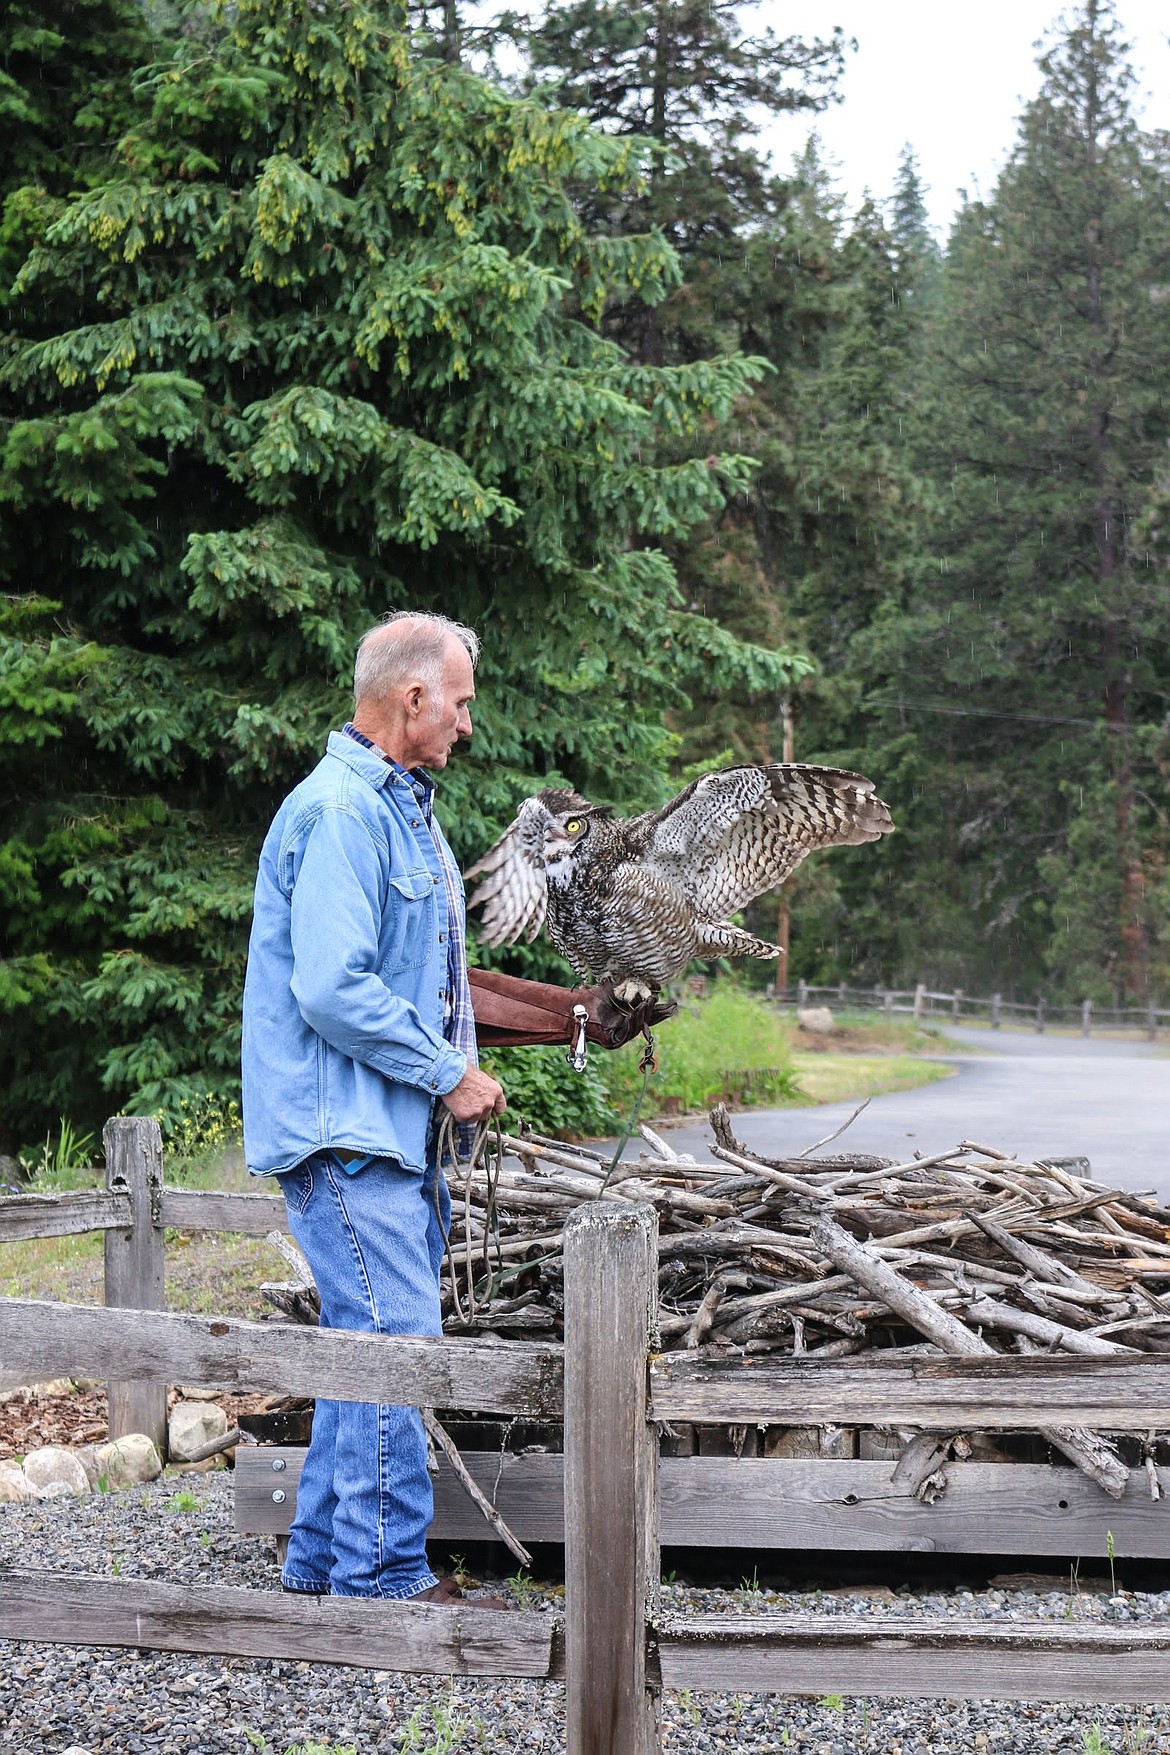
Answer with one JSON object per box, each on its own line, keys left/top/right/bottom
{"left": 739, "top": 156, "right": 929, "bottom": 980}
{"left": 0, "top": 0, "right": 806, "bottom": 1151}
{"left": 516, "top": 0, "right": 847, "bottom": 363}
{"left": 871, "top": 0, "right": 1170, "bottom": 1000}
{"left": 888, "top": 144, "right": 941, "bottom": 310}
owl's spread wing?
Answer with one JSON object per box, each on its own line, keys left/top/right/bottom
{"left": 644, "top": 764, "right": 893, "bottom": 920}
{"left": 463, "top": 810, "right": 548, "bottom": 948}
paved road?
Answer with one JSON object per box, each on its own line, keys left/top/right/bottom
{"left": 612, "top": 1024, "right": 1170, "bottom": 1199}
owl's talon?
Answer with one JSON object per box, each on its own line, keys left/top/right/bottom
{"left": 612, "top": 978, "right": 655, "bottom": 1010}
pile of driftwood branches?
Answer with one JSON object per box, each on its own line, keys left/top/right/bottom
{"left": 262, "top": 1108, "right": 1170, "bottom": 1502}
{"left": 434, "top": 1106, "right": 1170, "bottom": 1499}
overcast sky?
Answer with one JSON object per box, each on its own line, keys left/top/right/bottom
{"left": 756, "top": 1, "right": 1170, "bottom": 235}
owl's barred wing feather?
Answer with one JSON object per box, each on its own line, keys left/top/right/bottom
{"left": 463, "top": 812, "right": 548, "bottom": 948}
{"left": 645, "top": 764, "right": 893, "bottom": 920}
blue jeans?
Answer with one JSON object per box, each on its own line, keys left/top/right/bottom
{"left": 275, "top": 1149, "right": 451, "bottom": 1598}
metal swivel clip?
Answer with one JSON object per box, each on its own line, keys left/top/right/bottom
{"left": 566, "top": 1003, "right": 590, "bottom": 1073}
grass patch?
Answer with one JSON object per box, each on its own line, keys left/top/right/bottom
{"left": 791, "top": 1051, "right": 955, "bottom": 1105}
{"left": 0, "top": 1223, "right": 276, "bottom": 1317}
{"left": 1, "top": 1140, "right": 271, "bottom": 1317}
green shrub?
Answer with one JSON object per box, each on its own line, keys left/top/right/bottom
{"left": 18, "top": 1116, "right": 97, "bottom": 1190}
{"left": 481, "top": 1046, "right": 616, "bottom": 1138}
{"left": 597, "top": 979, "right": 801, "bottom": 1121}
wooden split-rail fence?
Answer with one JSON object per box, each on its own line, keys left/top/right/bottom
{"left": 4, "top": 1119, "right": 1170, "bottom": 1749}
{"left": 770, "top": 980, "right": 1170, "bottom": 1039}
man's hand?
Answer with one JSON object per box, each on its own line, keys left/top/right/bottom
{"left": 442, "top": 1064, "right": 506, "bottom": 1123}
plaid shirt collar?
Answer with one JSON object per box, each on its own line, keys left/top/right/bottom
{"left": 342, "top": 723, "right": 434, "bottom": 814}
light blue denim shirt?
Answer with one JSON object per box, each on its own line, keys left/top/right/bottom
{"left": 241, "top": 731, "right": 468, "bottom": 1176}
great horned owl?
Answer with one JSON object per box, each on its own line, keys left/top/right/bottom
{"left": 465, "top": 764, "right": 893, "bottom": 1004}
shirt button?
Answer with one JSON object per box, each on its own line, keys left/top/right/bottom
{"left": 412, "top": 819, "right": 420, "bottom": 827}
{"left": 432, "top": 875, "right": 439, "bottom": 885}
{"left": 438, "top": 931, "right": 446, "bottom": 943}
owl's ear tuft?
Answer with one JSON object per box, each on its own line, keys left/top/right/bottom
{"left": 536, "top": 785, "right": 592, "bottom": 816}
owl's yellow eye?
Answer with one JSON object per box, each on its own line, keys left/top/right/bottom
{"left": 564, "top": 818, "right": 581, "bottom": 834}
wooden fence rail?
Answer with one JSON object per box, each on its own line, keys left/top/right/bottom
{"left": 772, "top": 979, "right": 1169, "bottom": 1039}
{"left": 6, "top": 1122, "right": 1170, "bottom": 1747}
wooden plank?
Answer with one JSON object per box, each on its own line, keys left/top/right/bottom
{"left": 238, "top": 1447, "right": 570, "bottom": 1542}
{"left": 651, "top": 1352, "right": 1170, "bottom": 1429}
{"left": 159, "top": 1188, "right": 288, "bottom": 1236}
{"left": 0, "top": 1299, "right": 564, "bottom": 1416}
{"left": 564, "top": 1202, "right": 660, "bottom": 1755}
{"left": 237, "top": 1451, "right": 1170, "bottom": 1558}
{"left": 0, "top": 1571, "right": 559, "bottom": 1678}
{"left": 657, "top": 1614, "right": 1170, "bottom": 1702}
{"left": 0, "top": 1190, "right": 132, "bottom": 1243}
{"left": 103, "top": 1118, "right": 167, "bottom": 1456}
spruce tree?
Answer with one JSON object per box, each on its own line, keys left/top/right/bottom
{"left": 0, "top": 0, "right": 156, "bottom": 297}
{"left": 0, "top": 0, "right": 806, "bottom": 1151}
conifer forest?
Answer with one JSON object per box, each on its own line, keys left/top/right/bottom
{"left": 1, "top": 0, "right": 1168, "bottom": 1150}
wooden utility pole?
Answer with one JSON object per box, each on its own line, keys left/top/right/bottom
{"left": 776, "top": 698, "right": 794, "bottom": 993}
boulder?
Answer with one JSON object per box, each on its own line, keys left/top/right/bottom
{"left": 96, "top": 1433, "right": 163, "bottom": 1485}
{"left": 75, "top": 1444, "right": 103, "bottom": 1488}
{"left": 0, "top": 1461, "right": 40, "bottom": 1502}
{"left": 22, "top": 1445, "right": 91, "bottom": 1498}
{"left": 169, "top": 1400, "right": 229, "bottom": 1463}
{"left": 796, "top": 1005, "right": 835, "bottom": 1034}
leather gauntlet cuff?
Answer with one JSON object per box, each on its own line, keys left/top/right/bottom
{"left": 468, "top": 967, "right": 675, "bottom": 1050}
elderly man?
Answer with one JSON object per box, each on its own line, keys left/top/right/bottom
{"left": 241, "top": 610, "right": 506, "bottom": 1604}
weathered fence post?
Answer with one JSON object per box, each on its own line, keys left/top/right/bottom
{"left": 1148, "top": 1000, "right": 1158, "bottom": 1043}
{"left": 991, "top": 993, "right": 1002, "bottom": 1030}
{"left": 564, "top": 1202, "right": 660, "bottom": 1755}
{"left": 1035, "top": 997, "right": 1046, "bottom": 1035}
{"left": 103, "top": 1116, "right": 167, "bottom": 1456}
{"left": 1082, "top": 999, "right": 1093, "bottom": 1038}
{"left": 913, "top": 982, "right": 926, "bottom": 1020}
{"left": 952, "top": 989, "right": 963, "bottom": 1022}
{"left": 797, "top": 979, "right": 809, "bottom": 1009}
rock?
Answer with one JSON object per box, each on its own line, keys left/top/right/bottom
{"left": 796, "top": 1005, "right": 835, "bottom": 1034}
{"left": 96, "top": 1433, "right": 163, "bottom": 1485}
{"left": 0, "top": 1377, "right": 78, "bottom": 1402}
{"left": 169, "top": 1400, "right": 229, "bottom": 1463}
{"left": 0, "top": 1461, "right": 40, "bottom": 1502}
{"left": 22, "top": 1446, "right": 91, "bottom": 1498}
{"left": 74, "top": 1444, "right": 103, "bottom": 1488}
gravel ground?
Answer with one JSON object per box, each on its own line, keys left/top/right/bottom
{"left": 2, "top": 1476, "right": 1169, "bottom": 1754}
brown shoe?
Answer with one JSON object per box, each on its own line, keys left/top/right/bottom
{"left": 409, "top": 1576, "right": 515, "bottom": 1610}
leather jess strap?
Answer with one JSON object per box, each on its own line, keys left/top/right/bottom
{"left": 467, "top": 967, "right": 674, "bottom": 1051}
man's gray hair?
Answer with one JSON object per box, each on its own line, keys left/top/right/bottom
{"left": 353, "top": 611, "right": 480, "bottom": 702}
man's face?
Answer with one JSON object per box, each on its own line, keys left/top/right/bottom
{"left": 415, "top": 639, "right": 475, "bottom": 769}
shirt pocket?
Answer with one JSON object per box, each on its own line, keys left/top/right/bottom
{"left": 380, "top": 867, "right": 438, "bottom": 974}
